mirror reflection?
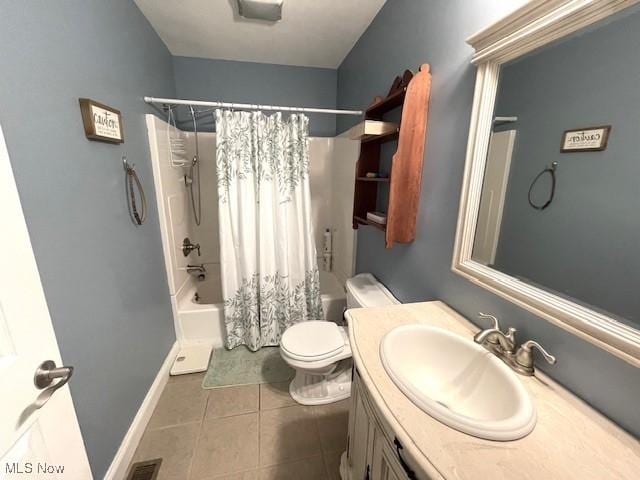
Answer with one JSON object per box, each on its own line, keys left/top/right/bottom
{"left": 472, "top": 4, "right": 640, "bottom": 329}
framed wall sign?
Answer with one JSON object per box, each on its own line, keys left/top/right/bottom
{"left": 79, "top": 98, "right": 124, "bottom": 144}
{"left": 561, "top": 125, "right": 610, "bottom": 152}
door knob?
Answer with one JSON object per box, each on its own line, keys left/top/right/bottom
{"left": 34, "top": 360, "right": 73, "bottom": 389}
{"left": 31, "top": 360, "right": 73, "bottom": 409}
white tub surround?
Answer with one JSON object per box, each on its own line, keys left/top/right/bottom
{"left": 344, "top": 302, "right": 640, "bottom": 480}
{"left": 146, "top": 115, "right": 193, "bottom": 296}
{"left": 147, "top": 115, "right": 212, "bottom": 374}
{"left": 146, "top": 114, "right": 358, "bottom": 359}
{"left": 318, "top": 270, "right": 347, "bottom": 323}
{"left": 174, "top": 279, "right": 225, "bottom": 348}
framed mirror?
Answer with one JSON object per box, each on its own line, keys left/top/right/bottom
{"left": 453, "top": 0, "right": 640, "bottom": 366}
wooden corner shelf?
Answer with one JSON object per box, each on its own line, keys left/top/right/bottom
{"left": 348, "top": 120, "right": 398, "bottom": 141}
{"left": 366, "top": 88, "right": 407, "bottom": 118}
{"left": 356, "top": 176, "right": 390, "bottom": 183}
{"left": 352, "top": 64, "right": 432, "bottom": 248}
{"left": 354, "top": 215, "right": 387, "bottom": 232}
{"left": 361, "top": 129, "right": 399, "bottom": 145}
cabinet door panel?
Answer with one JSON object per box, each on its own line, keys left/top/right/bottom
{"left": 372, "top": 428, "right": 409, "bottom": 480}
{"left": 349, "top": 370, "right": 436, "bottom": 480}
{"left": 348, "top": 378, "right": 374, "bottom": 479}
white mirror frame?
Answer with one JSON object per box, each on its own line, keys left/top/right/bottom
{"left": 453, "top": 0, "right": 640, "bottom": 367}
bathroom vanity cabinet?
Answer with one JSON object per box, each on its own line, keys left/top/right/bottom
{"left": 345, "top": 370, "right": 424, "bottom": 480}
{"left": 343, "top": 301, "right": 640, "bottom": 480}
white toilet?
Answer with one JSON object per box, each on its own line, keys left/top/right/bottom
{"left": 280, "top": 273, "right": 399, "bottom": 405}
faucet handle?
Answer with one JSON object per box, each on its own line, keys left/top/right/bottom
{"left": 478, "top": 312, "right": 500, "bottom": 329}
{"left": 514, "top": 340, "right": 556, "bottom": 375}
{"left": 477, "top": 313, "right": 500, "bottom": 345}
{"left": 182, "top": 237, "right": 201, "bottom": 257}
{"left": 524, "top": 340, "right": 556, "bottom": 364}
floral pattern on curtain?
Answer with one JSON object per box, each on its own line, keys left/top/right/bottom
{"left": 215, "top": 109, "right": 323, "bottom": 351}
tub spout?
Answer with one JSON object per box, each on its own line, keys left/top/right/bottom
{"left": 187, "top": 264, "right": 206, "bottom": 281}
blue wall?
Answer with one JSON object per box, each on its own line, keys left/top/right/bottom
{"left": 0, "top": 1, "right": 176, "bottom": 476}
{"left": 338, "top": 0, "right": 640, "bottom": 436}
{"left": 2, "top": 2, "right": 638, "bottom": 474}
{"left": 493, "top": 7, "right": 640, "bottom": 327}
{"left": 172, "top": 56, "right": 338, "bottom": 136}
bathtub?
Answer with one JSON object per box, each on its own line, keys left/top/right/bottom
{"left": 176, "top": 265, "right": 347, "bottom": 348}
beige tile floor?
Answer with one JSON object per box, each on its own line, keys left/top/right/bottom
{"left": 130, "top": 373, "right": 348, "bottom": 480}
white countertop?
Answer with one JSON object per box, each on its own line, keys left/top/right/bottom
{"left": 347, "top": 301, "right": 640, "bottom": 480}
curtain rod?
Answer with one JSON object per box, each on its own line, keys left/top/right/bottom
{"left": 144, "top": 96, "right": 363, "bottom": 116}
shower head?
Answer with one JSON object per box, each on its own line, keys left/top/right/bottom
{"left": 237, "top": 0, "right": 283, "bottom": 21}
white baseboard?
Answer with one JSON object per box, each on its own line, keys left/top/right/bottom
{"left": 104, "top": 341, "right": 179, "bottom": 480}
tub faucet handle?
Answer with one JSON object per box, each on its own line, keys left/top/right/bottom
{"left": 182, "top": 237, "right": 201, "bottom": 257}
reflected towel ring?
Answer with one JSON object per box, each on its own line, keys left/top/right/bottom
{"left": 528, "top": 161, "right": 558, "bottom": 210}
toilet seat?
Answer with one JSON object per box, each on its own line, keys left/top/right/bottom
{"left": 281, "top": 321, "right": 346, "bottom": 362}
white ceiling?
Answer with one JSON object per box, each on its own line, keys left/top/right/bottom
{"left": 134, "top": 0, "right": 387, "bottom": 69}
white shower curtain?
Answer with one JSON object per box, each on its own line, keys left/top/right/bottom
{"left": 215, "top": 109, "right": 323, "bottom": 351}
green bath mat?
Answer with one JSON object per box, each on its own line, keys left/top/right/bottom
{"left": 202, "top": 346, "right": 294, "bottom": 389}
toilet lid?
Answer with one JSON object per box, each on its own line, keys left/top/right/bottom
{"left": 281, "top": 321, "right": 345, "bottom": 359}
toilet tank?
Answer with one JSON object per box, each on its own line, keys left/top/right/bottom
{"left": 345, "top": 273, "right": 399, "bottom": 309}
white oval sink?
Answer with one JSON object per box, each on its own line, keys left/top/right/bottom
{"left": 380, "top": 325, "right": 536, "bottom": 441}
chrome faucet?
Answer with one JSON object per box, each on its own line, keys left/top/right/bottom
{"left": 473, "top": 313, "right": 517, "bottom": 353}
{"left": 473, "top": 313, "right": 556, "bottom": 376}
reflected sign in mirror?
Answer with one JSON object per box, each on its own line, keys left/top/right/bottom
{"left": 471, "top": 4, "right": 640, "bottom": 330}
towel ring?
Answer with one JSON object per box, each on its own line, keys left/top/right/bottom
{"left": 123, "top": 156, "right": 147, "bottom": 225}
{"left": 528, "top": 161, "right": 558, "bottom": 211}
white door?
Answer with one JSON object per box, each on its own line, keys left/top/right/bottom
{"left": 0, "top": 125, "right": 92, "bottom": 479}
{"left": 473, "top": 130, "right": 516, "bottom": 265}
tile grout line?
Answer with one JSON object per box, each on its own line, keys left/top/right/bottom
{"left": 186, "top": 390, "right": 211, "bottom": 480}
{"left": 145, "top": 419, "right": 203, "bottom": 432}
{"left": 259, "top": 451, "right": 327, "bottom": 469}
{"left": 258, "top": 383, "right": 263, "bottom": 472}
{"left": 190, "top": 382, "right": 298, "bottom": 477}
{"left": 313, "top": 407, "right": 332, "bottom": 479}
{"left": 256, "top": 401, "right": 323, "bottom": 470}
{"left": 256, "top": 403, "right": 331, "bottom": 472}
{"left": 146, "top": 380, "right": 345, "bottom": 479}
{"left": 216, "top": 454, "right": 327, "bottom": 479}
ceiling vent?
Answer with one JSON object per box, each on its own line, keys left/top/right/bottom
{"left": 237, "top": 0, "right": 283, "bottom": 22}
